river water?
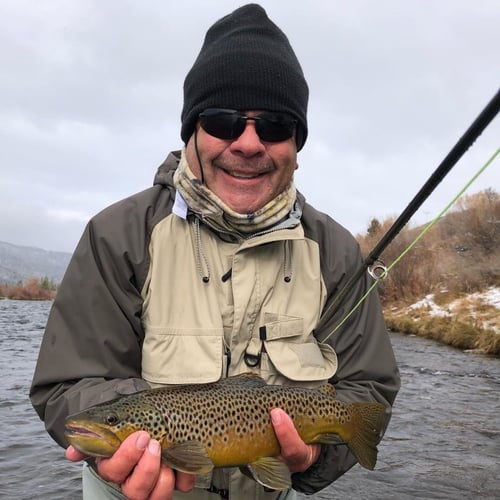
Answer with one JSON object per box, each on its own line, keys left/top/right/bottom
{"left": 1, "top": 299, "right": 499, "bottom": 499}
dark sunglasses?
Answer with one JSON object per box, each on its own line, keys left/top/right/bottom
{"left": 199, "top": 108, "right": 297, "bottom": 143}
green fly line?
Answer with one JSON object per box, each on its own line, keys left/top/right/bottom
{"left": 320, "top": 146, "right": 499, "bottom": 344}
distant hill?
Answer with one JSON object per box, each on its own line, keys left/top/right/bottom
{"left": 0, "top": 241, "right": 71, "bottom": 284}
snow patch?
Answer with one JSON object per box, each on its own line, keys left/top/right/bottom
{"left": 407, "top": 287, "right": 500, "bottom": 333}
{"left": 408, "top": 294, "right": 452, "bottom": 317}
{"left": 468, "top": 287, "right": 500, "bottom": 309}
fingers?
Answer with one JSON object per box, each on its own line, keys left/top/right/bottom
{"left": 175, "top": 472, "right": 196, "bottom": 493}
{"left": 120, "top": 439, "right": 172, "bottom": 500}
{"left": 65, "top": 445, "right": 87, "bottom": 462}
{"left": 270, "top": 408, "right": 321, "bottom": 473}
{"left": 90, "top": 431, "right": 195, "bottom": 500}
{"left": 117, "top": 440, "right": 196, "bottom": 500}
{"left": 140, "top": 468, "right": 195, "bottom": 500}
{"left": 97, "top": 431, "right": 151, "bottom": 485}
{"left": 146, "top": 465, "right": 176, "bottom": 500}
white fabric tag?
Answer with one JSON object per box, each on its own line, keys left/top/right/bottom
{"left": 172, "top": 191, "right": 188, "bottom": 219}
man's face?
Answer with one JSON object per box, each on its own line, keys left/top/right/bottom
{"left": 185, "top": 110, "right": 298, "bottom": 214}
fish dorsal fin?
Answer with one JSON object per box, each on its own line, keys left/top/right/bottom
{"left": 317, "top": 383, "right": 336, "bottom": 398}
{"left": 161, "top": 440, "right": 214, "bottom": 474}
{"left": 219, "top": 373, "right": 267, "bottom": 387}
{"left": 240, "top": 457, "right": 291, "bottom": 491}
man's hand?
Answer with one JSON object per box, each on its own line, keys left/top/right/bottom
{"left": 66, "top": 431, "right": 195, "bottom": 500}
{"left": 270, "top": 408, "right": 321, "bottom": 473}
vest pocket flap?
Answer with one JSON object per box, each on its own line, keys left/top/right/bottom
{"left": 262, "top": 314, "right": 304, "bottom": 340}
{"left": 142, "top": 328, "right": 223, "bottom": 385}
{"left": 264, "top": 341, "right": 338, "bottom": 382}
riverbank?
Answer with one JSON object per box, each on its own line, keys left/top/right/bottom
{"left": 357, "top": 189, "right": 499, "bottom": 357}
{"left": 384, "top": 286, "right": 500, "bottom": 356}
{"left": 0, "top": 277, "right": 57, "bottom": 300}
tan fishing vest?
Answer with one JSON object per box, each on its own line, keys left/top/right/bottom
{"left": 140, "top": 214, "right": 338, "bottom": 499}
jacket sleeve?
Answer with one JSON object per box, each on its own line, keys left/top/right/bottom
{"left": 292, "top": 208, "right": 400, "bottom": 494}
{"left": 29, "top": 187, "right": 168, "bottom": 447}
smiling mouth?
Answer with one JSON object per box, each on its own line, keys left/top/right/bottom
{"left": 225, "top": 169, "right": 267, "bottom": 179}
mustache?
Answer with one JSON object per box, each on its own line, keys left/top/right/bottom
{"left": 214, "top": 156, "right": 274, "bottom": 172}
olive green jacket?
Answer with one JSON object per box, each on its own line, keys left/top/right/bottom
{"left": 30, "top": 151, "right": 400, "bottom": 497}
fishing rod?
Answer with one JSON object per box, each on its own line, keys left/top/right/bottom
{"left": 316, "top": 87, "right": 500, "bottom": 341}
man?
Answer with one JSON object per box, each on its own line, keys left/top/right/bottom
{"left": 30, "top": 4, "right": 400, "bottom": 499}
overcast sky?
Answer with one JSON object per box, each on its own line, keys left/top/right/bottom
{"left": 1, "top": 0, "right": 498, "bottom": 253}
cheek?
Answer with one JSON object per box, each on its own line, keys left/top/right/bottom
{"left": 272, "top": 142, "right": 297, "bottom": 172}
{"left": 277, "top": 157, "right": 298, "bottom": 185}
{"left": 184, "top": 137, "right": 199, "bottom": 174}
{"left": 185, "top": 132, "right": 229, "bottom": 177}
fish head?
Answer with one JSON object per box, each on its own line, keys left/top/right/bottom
{"left": 64, "top": 396, "right": 166, "bottom": 458}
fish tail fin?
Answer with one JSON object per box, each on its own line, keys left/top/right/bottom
{"left": 347, "top": 402, "right": 386, "bottom": 470}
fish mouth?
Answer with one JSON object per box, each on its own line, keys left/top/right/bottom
{"left": 65, "top": 420, "right": 122, "bottom": 457}
{"left": 65, "top": 424, "right": 102, "bottom": 438}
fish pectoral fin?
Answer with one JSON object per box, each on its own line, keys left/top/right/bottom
{"left": 161, "top": 440, "right": 214, "bottom": 475}
{"left": 312, "top": 432, "right": 346, "bottom": 446}
{"left": 240, "top": 457, "right": 291, "bottom": 491}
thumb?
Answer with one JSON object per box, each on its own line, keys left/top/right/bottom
{"left": 270, "top": 408, "right": 302, "bottom": 450}
{"left": 270, "top": 408, "right": 320, "bottom": 473}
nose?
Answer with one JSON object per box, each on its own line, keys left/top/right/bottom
{"left": 229, "top": 120, "right": 265, "bottom": 156}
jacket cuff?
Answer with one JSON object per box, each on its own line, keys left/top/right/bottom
{"left": 291, "top": 445, "right": 357, "bottom": 494}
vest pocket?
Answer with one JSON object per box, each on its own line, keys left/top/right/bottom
{"left": 142, "top": 327, "right": 224, "bottom": 385}
{"left": 257, "top": 315, "right": 338, "bottom": 386}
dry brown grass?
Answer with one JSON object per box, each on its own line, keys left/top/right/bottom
{"left": 385, "top": 313, "right": 498, "bottom": 353}
{"left": 0, "top": 277, "right": 56, "bottom": 301}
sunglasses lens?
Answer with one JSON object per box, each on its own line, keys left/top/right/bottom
{"left": 199, "top": 110, "right": 245, "bottom": 140}
{"left": 256, "top": 114, "right": 296, "bottom": 142}
{"left": 199, "top": 109, "right": 296, "bottom": 142}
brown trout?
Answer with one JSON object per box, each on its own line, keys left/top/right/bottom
{"left": 65, "top": 374, "right": 386, "bottom": 491}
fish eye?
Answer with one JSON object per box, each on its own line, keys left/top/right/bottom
{"left": 105, "top": 413, "right": 119, "bottom": 426}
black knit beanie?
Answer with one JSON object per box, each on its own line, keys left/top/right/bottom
{"left": 181, "top": 4, "right": 309, "bottom": 151}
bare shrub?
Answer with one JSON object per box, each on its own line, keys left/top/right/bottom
{"left": 358, "top": 188, "right": 499, "bottom": 302}
{"left": 0, "top": 278, "right": 56, "bottom": 300}
{"left": 455, "top": 187, "right": 500, "bottom": 255}
{"left": 358, "top": 219, "right": 439, "bottom": 301}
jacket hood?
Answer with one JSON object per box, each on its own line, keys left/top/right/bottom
{"left": 153, "top": 150, "right": 182, "bottom": 188}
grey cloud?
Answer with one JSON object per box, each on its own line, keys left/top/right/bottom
{"left": 0, "top": 0, "right": 498, "bottom": 252}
